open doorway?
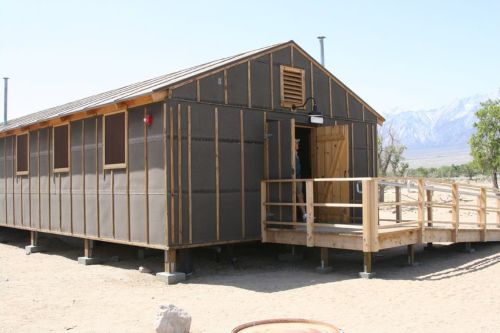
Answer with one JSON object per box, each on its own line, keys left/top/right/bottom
{"left": 295, "top": 127, "right": 312, "bottom": 179}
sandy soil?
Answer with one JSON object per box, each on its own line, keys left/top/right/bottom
{"left": 1, "top": 228, "right": 499, "bottom": 333}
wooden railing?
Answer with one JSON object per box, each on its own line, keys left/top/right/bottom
{"left": 261, "top": 177, "right": 379, "bottom": 251}
{"left": 261, "top": 177, "right": 500, "bottom": 250}
{"left": 378, "top": 177, "right": 500, "bottom": 241}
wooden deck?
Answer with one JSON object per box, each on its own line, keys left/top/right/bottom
{"left": 261, "top": 177, "right": 500, "bottom": 276}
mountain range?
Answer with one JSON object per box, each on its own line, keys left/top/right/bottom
{"left": 382, "top": 91, "right": 500, "bottom": 168}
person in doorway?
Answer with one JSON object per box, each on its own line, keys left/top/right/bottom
{"left": 295, "top": 139, "right": 308, "bottom": 222}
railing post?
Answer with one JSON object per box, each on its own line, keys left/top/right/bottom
{"left": 451, "top": 183, "right": 459, "bottom": 242}
{"left": 362, "top": 179, "right": 379, "bottom": 253}
{"left": 426, "top": 189, "right": 433, "bottom": 227}
{"left": 425, "top": 188, "right": 434, "bottom": 249}
{"left": 478, "top": 187, "right": 487, "bottom": 242}
{"left": 395, "top": 186, "right": 401, "bottom": 223}
{"left": 306, "top": 180, "right": 314, "bottom": 247}
{"left": 417, "top": 178, "right": 425, "bottom": 243}
{"left": 261, "top": 181, "right": 267, "bottom": 243}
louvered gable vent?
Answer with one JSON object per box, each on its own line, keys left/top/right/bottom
{"left": 280, "top": 65, "right": 305, "bottom": 109}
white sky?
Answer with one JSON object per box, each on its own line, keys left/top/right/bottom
{"left": 1, "top": 0, "right": 499, "bottom": 120}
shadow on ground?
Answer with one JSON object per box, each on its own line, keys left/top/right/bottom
{"left": 1, "top": 226, "right": 499, "bottom": 292}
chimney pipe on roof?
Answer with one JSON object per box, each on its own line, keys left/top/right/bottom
{"left": 317, "top": 36, "right": 326, "bottom": 67}
{"left": 3, "top": 77, "right": 8, "bottom": 125}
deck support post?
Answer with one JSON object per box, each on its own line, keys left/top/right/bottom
{"left": 25, "top": 231, "right": 44, "bottom": 255}
{"left": 359, "top": 252, "right": 375, "bottom": 279}
{"left": 278, "top": 245, "right": 303, "bottom": 262}
{"left": 406, "top": 244, "right": 419, "bottom": 266}
{"left": 360, "top": 179, "right": 378, "bottom": 278}
{"left": 315, "top": 247, "right": 332, "bottom": 273}
{"left": 462, "top": 242, "right": 475, "bottom": 253}
{"left": 78, "top": 239, "right": 101, "bottom": 265}
{"left": 156, "top": 248, "right": 186, "bottom": 285}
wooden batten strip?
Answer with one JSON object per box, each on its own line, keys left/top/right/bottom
{"left": 28, "top": 145, "right": 32, "bottom": 227}
{"left": 37, "top": 131, "right": 41, "bottom": 229}
{"left": 12, "top": 138, "right": 14, "bottom": 225}
{"left": 224, "top": 69, "right": 228, "bottom": 104}
{"left": 291, "top": 119, "right": 296, "bottom": 222}
{"left": 366, "top": 124, "right": 370, "bottom": 175}
{"left": 111, "top": 170, "right": 115, "bottom": 238}
{"left": 144, "top": 107, "right": 150, "bottom": 244}
{"left": 278, "top": 121, "right": 282, "bottom": 220}
{"left": 20, "top": 173, "right": 23, "bottom": 225}
{"left": 329, "top": 78, "right": 333, "bottom": 118}
{"left": 126, "top": 111, "right": 131, "bottom": 241}
{"left": 82, "top": 121, "right": 86, "bottom": 234}
{"left": 263, "top": 113, "right": 268, "bottom": 179}
{"left": 240, "top": 110, "right": 245, "bottom": 238}
{"left": 177, "top": 104, "right": 183, "bottom": 244}
{"left": 350, "top": 123, "right": 354, "bottom": 209}
{"left": 372, "top": 125, "right": 376, "bottom": 176}
{"left": 346, "top": 92, "right": 350, "bottom": 119}
{"left": 4, "top": 139, "right": 6, "bottom": 225}
{"left": 46, "top": 130, "right": 50, "bottom": 229}
{"left": 196, "top": 80, "right": 200, "bottom": 102}
{"left": 188, "top": 105, "right": 192, "bottom": 243}
{"left": 95, "top": 118, "right": 99, "bottom": 237}
{"left": 58, "top": 173, "right": 62, "bottom": 230}
{"left": 247, "top": 61, "right": 252, "bottom": 108}
{"left": 291, "top": 46, "right": 294, "bottom": 66}
{"left": 163, "top": 103, "right": 169, "bottom": 246}
{"left": 69, "top": 126, "right": 73, "bottom": 234}
{"left": 169, "top": 107, "right": 175, "bottom": 244}
{"left": 310, "top": 61, "right": 314, "bottom": 100}
{"left": 215, "top": 107, "right": 220, "bottom": 241}
{"left": 269, "top": 54, "right": 274, "bottom": 110}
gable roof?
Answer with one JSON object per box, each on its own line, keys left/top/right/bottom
{"left": 0, "top": 41, "right": 383, "bottom": 134}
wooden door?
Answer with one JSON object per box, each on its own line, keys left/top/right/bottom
{"left": 313, "top": 125, "right": 349, "bottom": 222}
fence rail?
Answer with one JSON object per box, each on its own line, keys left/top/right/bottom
{"left": 261, "top": 177, "right": 500, "bottom": 250}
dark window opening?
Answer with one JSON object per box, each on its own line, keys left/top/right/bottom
{"left": 295, "top": 127, "right": 311, "bottom": 178}
{"left": 16, "top": 133, "right": 29, "bottom": 175}
{"left": 104, "top": 111, "right": 127, "bottom": 168}
{"left": 54, "top": 124, "right": 69, "bottom": 171}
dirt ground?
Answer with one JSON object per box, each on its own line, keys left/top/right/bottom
{"left": 1, "top": 228, "right": 499, "bottom": 333}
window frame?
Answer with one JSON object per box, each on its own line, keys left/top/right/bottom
{"left": 16, "top": 132, "right": 30, "bottom": 176}
{"left": 280, "top": 65, "right": 306, "bottom": 110}
{"left": 52, "top": 122, "right": 71, "bottom": 173}
{"left": 103, "top": 110, "right": 128, "bottom": 170}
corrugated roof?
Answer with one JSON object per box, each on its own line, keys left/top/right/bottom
{"left": 0, "top": 42, "right": 286, "bottom": 133}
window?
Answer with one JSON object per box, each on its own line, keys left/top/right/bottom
{"left": 16, "top": 133, "right": 29, "bottom": 175}
{"left": 53, "top": 123, "right": 70, "bottom": 172}
{"left": 280, "top": 65, "right": 305, "bottom": 109}
{"left": 103, "top": 111, "right": 127, "bottom": 169}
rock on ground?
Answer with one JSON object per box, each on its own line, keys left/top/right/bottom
{"left": 154, "top": 304, "right": 191, "bottom": 333}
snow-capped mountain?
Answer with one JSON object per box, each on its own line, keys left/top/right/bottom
{"left": 382, "top": 91, "right": 499, "bottom": 167}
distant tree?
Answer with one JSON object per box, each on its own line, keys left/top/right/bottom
{"left": 377, "top": 126, "right": 408, "bottom": 200}
{"left": 377, "top": 126, "right": 407, "bottom": 177}
{"left": 469, "top": 98, "right": 500, "bottom": 189}
{"left": 461, "top": 162, "right": 479, "bottom": 180}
